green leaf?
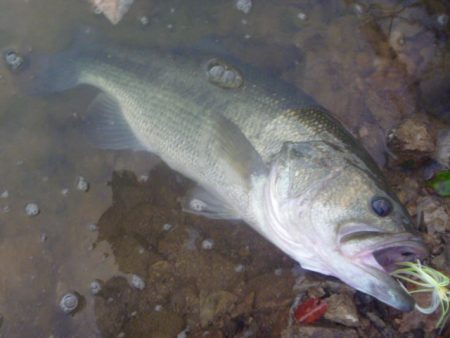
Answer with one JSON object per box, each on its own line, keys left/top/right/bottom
{"left": 427, "top": 170, "right": 450, "bottom": 197}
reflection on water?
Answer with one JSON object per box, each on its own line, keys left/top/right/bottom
{"left": 0, "top": 0, "right": 448, "bottom": 337}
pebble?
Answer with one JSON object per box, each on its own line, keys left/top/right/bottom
{"left": 40, "top": 233, "right": 48, "bottom": 242}
{"left": 201, "top": 238, "right": 214, "bottom": 250}
{"left": 162, "top": 223, "right": 173, "bottom": 231}
{"left": 139, "top": 16, "right": 149, "bottom": 25}
{"left": 353, "top": 3, "right": 364, "bottom": 16}
{"left": 59, "top": 292, "right": 79, "bottom": 314}
{"left": 324, "top": 293, "right": 360, "bottom": 327}
{"left": 0, "top": 190, "right": 8, "bottom": 198}
{"left": 76, "top": 176, "right": 89, "bottom": 192}
{"left": 61, "top": 188, "right": 69, "bottom": 196}
{"left": 93, "top": 6, "right": 103, "bottom": 15}
{"left": 4, "top": 51, "right": 24, "bottom": 71}
{"left": 416, "top": 196, "right": 449, "bottom": 233}
{"left": 90, "top": 280, "right": 102, "bottom": 295}
{"left": 437, "top": 14, "right": 449, "bottom": 27}
{"left": 154, "top": 304, "right": 163, "bottom": 311}
{"left": 138, "top": 174, "right": 149, "bottom": 182}
{"left": 130, "top": 274, "right": 146, "bottom": 290}
{"left": 25, "top": 203, "right": 40, "bottom": 216}
{"left": 234, "top": 264, "right": 245, "bottom": 273}
{"left": 435, "top": 129, "right": 450, "bottom": 167}
{"left": 87, "top": 223, "right": 98, "bottom": 231}
{"left": 390, "top": 115, "right": 434, "bottom": 152}
{"left": 235, "top": 0, "right": 252, "bottom": 14}
{"left": 297, "top": 12, "right": 307, "bottom": 21}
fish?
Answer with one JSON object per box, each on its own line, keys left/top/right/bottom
{"left": 20, "top": 31, "right": 427, "bottom": 311}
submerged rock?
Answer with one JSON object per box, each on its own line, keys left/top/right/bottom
{"left": 282, "top": 325, "right": 359, "bottom": 338}
{"left": 25, "top": 203, "right": 40, "bottom": 217}
{"left": 4, "top": 51, "right": 23, "bottom": 71}
{"left": 416, "top": 196, "right": 449, "bottom": 234}
{"left": 89, "top": 0, "right": 135, "bottom": 25}
{"left": 235, "top": 0, "right": 252, "bottom": 14}
{"left": 324, "top": 293, "right": 360, "bottom": 327}
{"left": 435, "top": 129, "right": 450, "bottom": 167}
{"left": 390, "top": 115, "right": 435, "bottom": 153}
{"left": 199, "top": 290, "right": 238, "bottom": 327}
{"left": 59, "top": 292, "right": 80, "bottom": 314}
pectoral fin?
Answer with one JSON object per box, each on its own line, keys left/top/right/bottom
{"left": 212, "top": 114, "right": 268, "bottom": 183}
{"left": 182, "top": 185, "right": 241, "bottom": 220}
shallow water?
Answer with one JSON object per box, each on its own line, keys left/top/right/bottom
{"left": 0, "top": 0, "right": 448, "bottom": 337}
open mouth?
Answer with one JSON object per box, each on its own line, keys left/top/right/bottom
{"left": 337, "top": 230, "right": 428, "bottom": 311}
{"left": 371, "top": 237, "right": 428, "bottom": 272}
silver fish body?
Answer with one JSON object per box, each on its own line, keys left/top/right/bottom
{"left": 22, "top": 33, "right": 427, "bottom": 311}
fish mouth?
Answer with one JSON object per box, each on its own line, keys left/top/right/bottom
{"left": 338, "top": 232, "right": 428, "bottom": 311}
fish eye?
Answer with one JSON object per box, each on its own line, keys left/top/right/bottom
{"left": 370, "top": 196, "right": 392, "bottom": 217}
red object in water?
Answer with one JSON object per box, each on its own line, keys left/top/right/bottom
{"left": 294, "top": 297, "right": 328, "bottom": 324}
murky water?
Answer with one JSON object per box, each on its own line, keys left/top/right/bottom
{"left": 0, "top": 0, "right": 448, "bottom": 337}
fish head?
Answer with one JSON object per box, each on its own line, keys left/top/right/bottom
{"left": 263, "top": 141, "right": 428, "bottom": 311}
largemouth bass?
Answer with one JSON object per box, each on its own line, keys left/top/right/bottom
{"left": 21, "top": 31, "right": 427, "bottom": 311}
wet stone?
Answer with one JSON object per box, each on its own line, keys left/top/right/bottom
{"left": 282, "top": 325, "right": 359, "bottom": 338}
{"left": 4, "top": 50, "right": 24, "bottom": 71}
{"left": 435, "top": 129, "right": 450, "bottom": 167}
{"left": 25, "top": 203, "right": 40, "bottom": 216}
{"left": 324, "top": 293, "right": 360, "bottom": 327}
{"left": 129, "top": 274, "right": 145, "bottom": 290}
{"left": 124, "top": 310, "right": 184, "bottom": 338}
{"left": 235, "top": 0, "right": 252, "bottom": 14}
{"left": 59, "top": 292, "right": 79, "bottom": 314}
{"left": 416, "top": 196, "right": 449, "bottom": 234}
{"left": 390, "top": 115, "right": 435, "bottom": 153}
{"left": 201, "top": 238, "right": 214, "bottom": 250}
{"left": 199, "top": 290, "right": 238, "bottom": 327}
{"left": 139, "top": 16, "right": 149, "bottom": 25}
{"left": 76, "top": 176, "right": 89, "bottom": 192}
{"left": 90, "top": 280, "right": 103, "bottom": 295}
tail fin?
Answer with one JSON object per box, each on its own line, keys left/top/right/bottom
{"left": 14, "top": 28, "right": 99, "bottom": 95}
{"left": 16, "top": 48, "right": 80, "bottom": 96}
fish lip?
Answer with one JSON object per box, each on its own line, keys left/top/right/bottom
{"left": 339, "top": 233, "right": 427, "bottom": 311}
{"left": 352, "top": 260, "right": 417, "bottom": 312}
{"left": 353, "top": 233, "right": 428, "bottom": 272}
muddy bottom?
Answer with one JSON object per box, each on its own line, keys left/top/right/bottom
{"left": 87, "top": 164, "right": 449, "bottom": 338}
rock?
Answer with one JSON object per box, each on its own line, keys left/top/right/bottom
{"left": 124, "top": 310, "right": 185, "bottom": 338}
{"left": 245, "top": 271, "right": 295, "bottom": 310}
{"left": 199, "top": 290, "right": 238, "bottom": 327}
{"left": 395, "top": 293, "right": 440, "bottom": 333}
{"left": 390, "top": 115, "right": 435, "bottom": 153}
{"left": 324, "top": 293, "right": 360, "bottom": 327}
{"left": 89, "top": 0, "right": 135, "bottom": 24}
{"left": 435, "top": 129, "right": 450, "bottom": 167}
{"left": 25, "top": 203, "right": 40, "bottom": 217}
{"left": 235, "top": 0, "right": 252, "bottom": 14}
{"left": 416, "top": 196, "right": 449, "bottom": 234}
{"left": 59, "top": 292, "right": 80, "bottom": 314}
{"left": 282, "top": 325, "right": 359, "bottom": 338}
